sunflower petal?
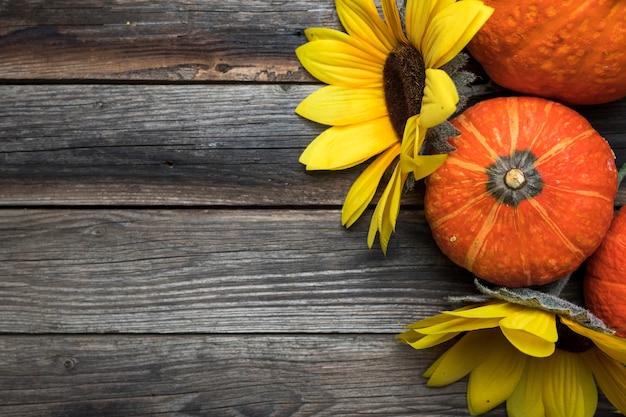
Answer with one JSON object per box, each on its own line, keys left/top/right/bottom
{"left": 296, "top": 85, "right": 388, "bottom": 126}
{"left": 399, "top": 330, "right": 460, "bottom": 350}
{"left": 400, "top": 153, "right": 448, "bottom": 181}
{"left": 467, "top": 331, "right": 527, "bottom": 415}
{"left": 442, "top": 300, "right": 521, "bottom": 319}
{"left": 296, "top": 39, "right": 384, "bottom": 87}
{"left": 342, "top": 144, "right": 400, "bottom": 227}
{"left": 335, "top": 0, "right": 396, "bottom": 58}
{"left": 413, "top": 316, "right": 501, "bottom": 334}
{"left": 366, "top": 164, "right": 406, "bottom": 252}
{"left": 400, "top": 114, "right": 420, "bottom": 158}
{"left": 425, "top": 330, "right": 489, "bottom": 387}
{"left": 542, "top": 351, "right": 597, "bottom": 417}
{"left": 499, "top": 309, "right": 557, "bottom": 358}
{"left": 405, "top": 0, "right": 437, "bottom": 49}
{"left": 583, "top": 349, "right": 626, "bottom": 413}
{"left": 506, "top": 358, "right": 545, "bottom": 417}
{"left": 419, "top": 68, "right": 459, "bottom": 128}
{"left": 382, "top": 0, "right": 408, "bottom": 44}
{"left": 299, "top": 117, "right": 396, "bottom": 170}
{"left": 304, "top": 27, "right": 354, "bottom": 42}
{"left": 561, "top": 318, "right": 626, "bottom": 364}
{"left": 422, "top": 1, "right": 494, "bottom": 69}
{"left": 405, "top": 310, "right": 462, "bottom": 329}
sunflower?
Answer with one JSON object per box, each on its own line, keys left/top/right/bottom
{"left": 295, "top": 0, "right": 493, "bottom": 253}
{"left": 398, "top": 299, "right": 626, "bottom": 416}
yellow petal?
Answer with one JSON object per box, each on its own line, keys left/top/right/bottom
{"left": 412, "top": 316, "right": 501, "bottom": 334}
{"left": 399, "top": 330, "right": 460, "bottom": 350}
{"left": 542, "top": 351, "right": 597, "bottom": 417}
{"left": 335, "top": 0, "right": 396, "bottom": 58}
{"left": 561, "top": 318, "right": 626, "bottom": 364}
{"left": 304, "top": 27, "right": 354, "bottom": 42}
{"left": 419, "top": 68, "right": 459, "bottom": 128}
{"left": 295, "top": 39, "right": 384, "bottom": 87}
{"left": 382, "top": 0, "right": 408, "bottom": 44}
{"left": 430, "top": 0, "right": 457, "bottom": 16}
{"left": 342, "top": 143, "right": 400, "bottom": 227}
{"left": 396, "top": 114, "right": 448, "bottom": 181}
{"left": 405, "top": 0, "right": 437, "bottom": 49}
{"left": 405, "top": 310, "right": 462, "bottom": 329}
{"left": 296, "top": 85, "right": 388, "bottom": 126}
{"left": 299, "top": 117, "right": 397, "bottom": 170}
{"left": 583, "top": 349, "right": 626, "bottom": 413}
{"left": 399, "top": 113, "right": 418, "bottom": 158}
{"left": 506, "top": 358, "right": 545, "bottom": 417}
{"left": 366, "top": 164, "right": 406, "bottom": 252}
{"left": 467, "top": 331, "right": 527, "bottom": 415}
{"left": 442, "top": 300, "right": 522, "bottom": 318}
{"left": 425, "top": 330, "right": 489, "bottom": 387}
{"left": 400, "top": 153, "right": 448, "bottom": 181}
{"left": 422, "top": 1, "right": 494, "bottom": 68}
{"left": 499, "top": 309, "right": 557, "bottom": 358}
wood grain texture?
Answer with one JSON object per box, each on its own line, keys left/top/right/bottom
{"left": 1, "top": 84, "right": 624, "bottom": 206}
{"left": 0, "top": 335, "right": 619, "bottom": 417}
{"left": 0, "top": 207, "right": 591, "bottom": 334}
{"left": 0, "top": 208, "right": 480, "bottom": 334}
{"left": 0, "top": 335, "right": 487, "bottom": 417}
{"left": 0, "top": 0, "right": 340, "bottom": 81}
{"left": 0, "top": 0, "right": 625, "bottom": 415}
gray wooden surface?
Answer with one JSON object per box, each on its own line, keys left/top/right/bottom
{"left": 0, "top": 1, "right": 625, "bottom": 416}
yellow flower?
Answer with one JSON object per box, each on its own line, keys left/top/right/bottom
{"left": 398, "top": 300, "right": 626, "bottom": 416}
{"left": 295, "top": 0, "right": 493, "bottom": 253}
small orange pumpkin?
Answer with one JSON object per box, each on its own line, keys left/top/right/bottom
{"left": 467, "top": 1, "right": 626, "bottom": 105}
{"left": 584, "top": 206, "right": 626, "bottom": 337}
{"left": 425, "top": 96, "right": 618, "bottom": 287}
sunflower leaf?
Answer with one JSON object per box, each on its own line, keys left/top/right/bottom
{"left": 440, "top": 52, "right": 469, "bottom": 76}
{"left": 474, "top": 279, "right": 613, "bottom": 335}
{"left": 425, "top": 120, "right": 458, "bottom": 153}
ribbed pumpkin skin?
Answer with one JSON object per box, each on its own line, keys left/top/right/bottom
{"left": 468, "top": 1, "right": 626, "bottom": 105}
{"left": 584, "top": 206, "right": 626, "bottom": 337}
{"left": 425, "top": 97, "right": 618, "bottom": 287}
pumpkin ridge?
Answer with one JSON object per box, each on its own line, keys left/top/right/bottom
{"left": 533, "top": 129, "right": 596, "bottom": 167}
{"left": 526, "top": 198, "right": 585, "bottom": 258}
{"left": 428, "top": 193, "right": 490, "bottom": 229}
{"left": 511, "top": 211, "right": 532, "bottom": 280}
{"left": 455, "top": 117, "right": 499, "bottom": 162}
{"left": 445, "top": 158, "right": 486, "bottom": 173}
{"left": 464, "top": 202, "right": 502, "bottom": 272}
{"left": 506, "top": 97, "right": 519, "bottom": 155}
{"left": 525, "top": 101, "right": 554, "bottom": 151}
{"left": 543, "top": 185, "right": 615, "bottom": 203}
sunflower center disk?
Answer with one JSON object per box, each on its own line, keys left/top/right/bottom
{"left": 383, "top": 44, "right": 427, "bottom": 140}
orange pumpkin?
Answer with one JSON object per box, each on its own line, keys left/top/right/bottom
{"left": 467, "top": 1, "right": 626, "bottom": 105}
{"left": 425, "top": 96, "right": 618, "bottom": 287}
{"left": 584, "top": 206, "right": 626, "bottom": 337}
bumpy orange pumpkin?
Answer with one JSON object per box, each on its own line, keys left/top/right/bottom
{"left": 584, "top": 206, "right": 626, "bottom": 337}
{"left": 468, "top": 1, "right": 626, "bottom": 105}
{"left": 425, "top": 96, "right": 618, "bottom": 287}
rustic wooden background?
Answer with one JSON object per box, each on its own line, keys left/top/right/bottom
{"left": 0, "top": 1, "right": 625, "bottom": 416}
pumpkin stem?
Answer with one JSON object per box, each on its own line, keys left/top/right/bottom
{"left": 504, "top": 168, "right": 526, "bottom": 190}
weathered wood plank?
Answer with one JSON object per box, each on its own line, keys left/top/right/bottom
{"left": 0, "top": 208, "right": 590, "bottom": 334}
{"left": 0, "top": 208, "right": 491, "bottom": 334}
{"left": 0, "top": 335, "right": 482, "bottom": 416}
{"left": 1, "top": 85, "right": 625, "bottom": 206}
{"left": 0, "top": 334, "right": 618, "bottom": 417}
{"left": 0, "top": 0, "right": 341, "bottom": 81}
